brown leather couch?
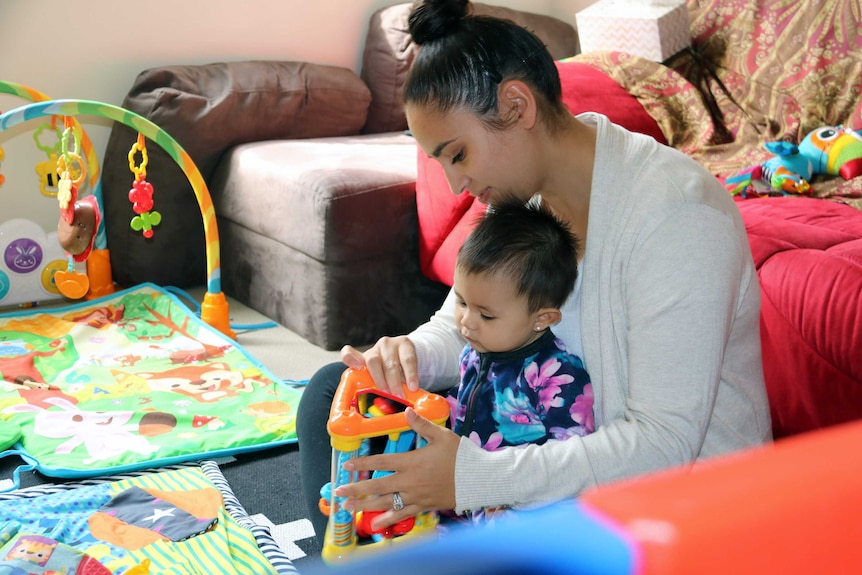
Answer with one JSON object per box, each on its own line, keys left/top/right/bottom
{"left": 99, "top": 3, "right": 579, "bottom": 350}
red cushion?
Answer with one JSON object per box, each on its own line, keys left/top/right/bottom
{"left": 557, "top": 60, "right": 667, "bottom": 145}
{"left": 416, "top": 61, "right": 667, "bottom": 285}
{"left": 737, "top": 197, "right": 862, "bottom": 438}
{"left": 415, "top": 147, "right": 486, "bottom": 285}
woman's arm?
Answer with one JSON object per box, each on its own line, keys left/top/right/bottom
{"left": 455, "top": 202, "right": 765, "bottom": 511}
{"left": 336, "top": 202, "right": 767, "bottom": 521}
{"left": 408, "top": 288, "right": 464, "bottom": 392}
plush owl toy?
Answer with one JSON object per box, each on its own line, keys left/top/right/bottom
{"left": 725, "top": 125, "right": 862, "bottom": 197}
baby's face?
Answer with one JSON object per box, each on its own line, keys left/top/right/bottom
{"left": 453, "top": 268, "right": 538, "bottom": 354}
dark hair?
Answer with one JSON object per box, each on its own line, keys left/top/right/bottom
{"left": 405, "top": 0, "right": 568, "bottom": 130}
{"left": 457, "top": 197, "right": 579, "bottom": 313}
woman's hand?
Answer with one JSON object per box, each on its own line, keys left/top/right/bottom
{"left": 341, "top": 336, "right": 420, "bottom": 397}
{"left": 333, "top": 407, "right": 460, "bottom": 531}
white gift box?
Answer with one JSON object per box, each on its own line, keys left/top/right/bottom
{"left": 576, "top": 0, "right": 691, "bottom": 62}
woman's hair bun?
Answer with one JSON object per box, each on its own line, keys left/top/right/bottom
{"left": 408, "top": 0, "right": 470, "bottom": 45}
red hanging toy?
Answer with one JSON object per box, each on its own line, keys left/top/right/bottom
{"left": 127, "top": 133, "right": 161, "bottom": 238}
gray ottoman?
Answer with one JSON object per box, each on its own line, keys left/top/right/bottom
{"left": 100, "top": 60, "right": 447, "bottom": 351}
{"left": 211, "top": 132, "right": 447, "bottom": 350}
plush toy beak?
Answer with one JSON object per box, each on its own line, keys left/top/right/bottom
{"left": 839, "top": 157, "right": 862, "bottom": 181}
{"left": 827, "top": 132, "right": 862, "bottom": 178}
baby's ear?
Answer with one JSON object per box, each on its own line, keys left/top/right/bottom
{"left": 535, "top": 308, "right": 562, "bottom": 329}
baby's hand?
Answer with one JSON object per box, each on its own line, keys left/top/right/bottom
{"left": 341, "top": 336, "right": 419, "bottom": 397}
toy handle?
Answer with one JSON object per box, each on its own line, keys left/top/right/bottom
{"left": 327, "top": 367, "right": 449, "bottom": 442}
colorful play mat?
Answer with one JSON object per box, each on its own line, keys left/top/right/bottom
{"left": 0, "top": 82, "right": 305, "bottom": 573}
{"left": 0, "top": 460, "right": 299, "bottom": 574}
{"left": 0, "top": 283, "right": 302, "bottom": 480}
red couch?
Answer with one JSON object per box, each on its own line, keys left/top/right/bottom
{"left": 413, "top": 0, "right": 862, "bottom": 440}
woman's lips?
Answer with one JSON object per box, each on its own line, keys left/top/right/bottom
{"left": 473, "top": 187, "right": 491, "bottom": 204}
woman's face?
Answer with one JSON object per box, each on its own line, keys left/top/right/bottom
{"left": 406, "top": 103, "right": 535, "bottom": 206}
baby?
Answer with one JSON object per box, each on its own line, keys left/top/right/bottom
{"left": 450, "top": 197, "right": 594, "bottom": 454}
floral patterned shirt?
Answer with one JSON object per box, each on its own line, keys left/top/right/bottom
{"left": 448, "top": 329, "right": 594, "bottom": 451}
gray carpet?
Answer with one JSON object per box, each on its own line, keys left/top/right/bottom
{"left": 0, "top": 286, "right": 340, "bottom": 567}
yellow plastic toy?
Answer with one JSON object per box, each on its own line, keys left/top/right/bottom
{"left": 321, "top": 366, "right": 450, "bottom": 563}
{"left": 124, "top": 558, "right": 151, "bottom": 575}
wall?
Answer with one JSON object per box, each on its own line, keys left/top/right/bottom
{"left": 0, "top": 0, "right": 595, "bottom": 233}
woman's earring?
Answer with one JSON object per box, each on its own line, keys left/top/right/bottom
{"left": 535, "top": 326, "right": 542, "bottom": 332}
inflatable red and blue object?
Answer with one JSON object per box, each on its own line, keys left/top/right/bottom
{"left": 306, "top": 418, "right": 862, "bottom": 575}
{"left": 725, "top": 125, "right": 862, "bottom": 197}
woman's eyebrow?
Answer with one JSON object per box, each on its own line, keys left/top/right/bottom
{"left": 432, "top": 138, "right": 458, "bottom": 158}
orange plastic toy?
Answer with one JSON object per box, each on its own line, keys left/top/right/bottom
{"left": 321, "top": 367, "right": 449, "bottom": 563}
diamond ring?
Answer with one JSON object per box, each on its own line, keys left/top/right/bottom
{"left": 392, "top": 492, "right": 404, "bottom": 511}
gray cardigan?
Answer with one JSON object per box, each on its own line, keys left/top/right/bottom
{"left": 410, "top": 114, "right": 772, "bottom": 513}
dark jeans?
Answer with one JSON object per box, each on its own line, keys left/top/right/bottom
{"left": 296, "top": 361, "right": 347, "bottom": 542}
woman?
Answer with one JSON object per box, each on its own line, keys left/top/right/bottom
{"left": 297, "top": 0, "right": 771, "bottom": 540}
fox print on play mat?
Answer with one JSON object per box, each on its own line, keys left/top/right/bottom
{"left": 0, "top": 284, "right": 303, "bottom": 482}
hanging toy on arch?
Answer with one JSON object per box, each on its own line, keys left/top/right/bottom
{"left": 54, "top": 118, "right": 98, "bottom": 300}
{"left": 55, "top": 124, "right": 86, "bottom": 222}
{"left": 127, "top": 133, "right": 161, "bottom": 238}
{"left": 33, "top": 117, "right": 66, "bottom": 196}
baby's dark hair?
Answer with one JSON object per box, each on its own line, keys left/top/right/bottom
{"left": 405, "top": 0, "right": 568, "bottom": 130}
{"left": 457, "top": 198, "right": 579, "bottom": 313}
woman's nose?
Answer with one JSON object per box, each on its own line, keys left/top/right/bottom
{"left": 443, "top": 167, "right": 469, "bottom": 196}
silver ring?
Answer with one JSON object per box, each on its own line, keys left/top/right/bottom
{"left": 392, "top": 492, "right": 404, "bottom": 511}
